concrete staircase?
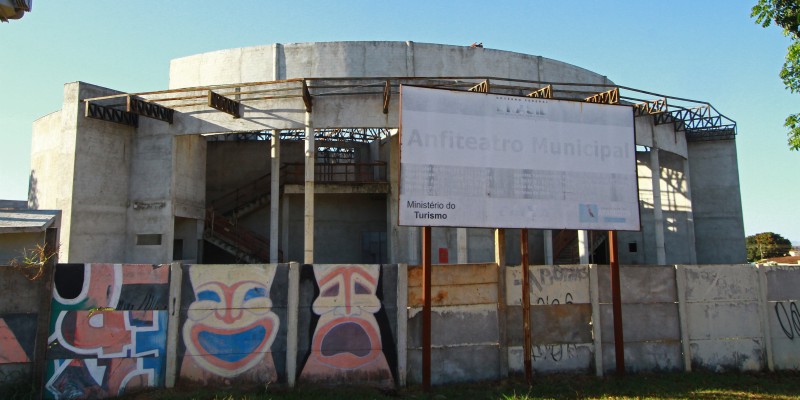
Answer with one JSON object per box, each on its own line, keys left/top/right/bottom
{"left": 204, "top": 171, "right": 279, "bottom": 263}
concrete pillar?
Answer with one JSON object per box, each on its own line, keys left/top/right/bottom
{"left": 682, "top": 158, "right": 698, "bottom": 265}
{"left": 270, "top": 130, "right": 280, "bottom": 263}
{"left": 543, "top": 229, "right": 553, "bottom": 264}
{"left": 281, "top": 194, "right": 289, "bottom": 262}
{"left": 304, "top": 112, "right": 314, "bottom": 264}
{"left": 651, "top": 148, "right": 666, "bottom": 264}
{"left": 578, "top": 230, "right": 590, "bottom": 264}
{"left": 457, "top": 228, "right": 468, "bottom": 264}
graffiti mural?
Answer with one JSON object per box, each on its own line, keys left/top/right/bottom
{"left": 179, "top": 264, "right": 282, "bottom": 385}
{"left": 299, "top": 264, "right": 394, "bottom": 387}
{"left": 0, "top": 314, "right": 37, "bottom": 364}
{"left": 45, "top": 263, "right": 170, "bottom": 399}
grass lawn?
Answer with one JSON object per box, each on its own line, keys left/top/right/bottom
{"left": 112, "top": 371, "right": 800, "bottom": 400}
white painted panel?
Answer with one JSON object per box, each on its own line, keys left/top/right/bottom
{"left": 505, "top": 265, "right": 591, "bottom": 305}
{"left": 686, "top": 302, "right": 762, "bottom": 340}
{"left": 690, "top": 339, "right": 764, "bottom": 372}
{"left": 683, "top": 265, "right": 758, "bottom": 302}
{"left": 399, "top": 86, "right": 639, "bottom": 230}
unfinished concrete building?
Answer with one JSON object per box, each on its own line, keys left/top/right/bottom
{"left": 28, "top": 41, "right": 746, "bottom": 266}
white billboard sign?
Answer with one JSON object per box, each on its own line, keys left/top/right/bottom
{"left": 399, "top": 85, "right": 640, "bottom": 231}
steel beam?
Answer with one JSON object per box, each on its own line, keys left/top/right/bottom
{"left": 85, "top": 102, "right": 138, "bottom": 127}
{"left": 127, "top": 96, "right": 174, "bottom": 123}
{"left": 208, "top": 91, "right": 241, "bottom": 118}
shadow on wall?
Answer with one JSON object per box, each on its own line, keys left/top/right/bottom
{"left": 27, "top": 171, "right": 37, "bottom": 210}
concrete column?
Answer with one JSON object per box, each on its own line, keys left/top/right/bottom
{"left": 578, "top": 230, "right": 590, "bottom": 264}
{"left": 682, "top": 158, "right": 698, "bottom": 265}
{"left": 651, "top": 148, "right": 666, "bottom": 264}
{"left": 589, "top": 264, "right": 603, "bottom": 376}
{"left": 543, "top": 229, "right": 553, "bottom": 264}
{"left": 286, "top": 262, "right": 299, "bottom": 386}
{"left": 270, "top": 130, "right": 280, "bottom": 263}
{"left": 757, "top": 265, "right": 775, "bottom": 372}
{"left": 396, "top": 263, "right": 408, "bottom": 387}
{"left": 281, "top": 194, "right": 289, "bottom": 262}
{"left": 457, "top": 228, "right": 468, "bottom": 264}
{"left": 408, "top": 227, "right": 420, "bottom": 265}
{"left": 675, "top": 265, "right": 691, "bottom": 371}
{"left": 494, "top": 229, "right": 509, "bottom": 378}
{"left": 165, "top": 263, "right": 183, "bottom": 387}
{"left": 304, "top": 112, "right": 315, "bottom": 264}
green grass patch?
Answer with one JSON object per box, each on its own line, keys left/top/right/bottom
{"left": 115, "top": 371, "right": 800, "bottom": 400}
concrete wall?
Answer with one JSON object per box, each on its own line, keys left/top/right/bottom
{"left": 0, "top": 232, "right": 44, "bottom": 262}
{"left": 0, "top": 267, "right": 47, "bottom": 386}
{"left": 407, "top": 263, "right": 502, "bottom": 384}
{"left": 44, "top": 263, "right": 170, "bottom": 399}
{"left": 13, "top": 261, "right": 800, "bottom": 397}
{"left": 169, "top": 42, "right": 611, "bottom": 89}
{"left": 30, "top": 82, "right": 135, "bottom": 263}
{"left": 688, "top": 140, "right": 746, "bottom": 264}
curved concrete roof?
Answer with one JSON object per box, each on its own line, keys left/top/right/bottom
{"left": 169, "top": 41, "right": 612, "bottom": 89}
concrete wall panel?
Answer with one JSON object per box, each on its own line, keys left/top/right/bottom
{"left": 683, "top": 265, "right": 758, "bottom": 302}
{"left": 764, "top": 266, "right": 800, "bottom": 301}
{"left": 600, "top": 303, "right": 680, "bottom": 343}
{"left": 178, "top": 264, "right": 287, "bottom": 386}
{"left": 407, "top": 345, "right": 500, "bottom": 385}
{"left": 690, "top": 339, "right": 763, "bottom": 372}
{"left": 602, "top": 342, "right": 683, "bottom": 373}
{"left": 508, "top": 343, "right": 594, "bottom": 374}
{"left": 297, "top": 264, "right": 396, "bottom": 388}
{"left": 686, "top": 302, "right": 762, "bottom": 340}
{"left": 506, "top": 265, "right": 590, "bottom": 306}
{"left": 407, "top": 305, "right": 498, "bottom": 348}
{"left": 598, "top": 265, "right": 676, "bottom": 303}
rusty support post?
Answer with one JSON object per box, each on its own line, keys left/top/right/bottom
{"left": 609, "top": 230, "right": 625, "bottom": 376}
{"left": 521, "top": 229, "right": 532, "bottom": 382}
{"left": 422, "top": 226, "right": 432, "bottom": 391}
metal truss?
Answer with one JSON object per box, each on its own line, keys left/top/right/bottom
{"left": 84, "top": 75, "right": 737, "bottom": 143}
{"left": 204, "top": 128, "right": 394, "bottom": 143}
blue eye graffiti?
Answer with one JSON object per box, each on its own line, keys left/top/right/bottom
{"left": 244, "top": 287, "right": 268, "bottom": 302}
{"left": 197, "top": 290, "right": 221, "bottom": 302}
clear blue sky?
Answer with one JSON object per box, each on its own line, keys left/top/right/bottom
{"left": 1, "top": 1, "right": 798, "bottom": 244}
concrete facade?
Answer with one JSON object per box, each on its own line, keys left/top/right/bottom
{"left": 27, "top": 41, "right": 745, "bottom": 266}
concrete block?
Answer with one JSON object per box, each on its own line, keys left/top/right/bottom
{"left": 0, "top": 363, "right": 31, "bottom": 385}
{"left": 597, "top": 265, "right": 676, "bottom": 304}
{"left": 600, "top": 303, "right": 680, "bottom": 342}
{"left": 532, "top": 304, "right": 593, "bottom": 345}
{"left": 769, "top": 336, "right": 800, "bottom": 370}
{"left": 506, "top": 265, "right": 590, "bottom": 305}
{"left": 508, "top": 343, "right": 594, "bottom": 374}
{"left": 602, "top": 342, "right": 683, "bottom": 373}
{"left": 407, "top": 344, "right": 500, "bottom": 385}
{"left": 0, "top": 270, "right": 43, "bottom": 314}
{"left": 763, "top": 266, "right": 800, "bottom": 301}
{"left": 407, "top": 305, "right": 498, "bottom": 348}
{"left": 690, "top": 338, "right": 764, "bottom": 372}
{"left": 683, "top": 265, "right": 758, "bottom": 302}
{"left": 408, "top": 282, "right": 497, "bottom": 307}
{"left": 686, "top": 301, "right": 762, "bottom": 340}
{"left": 407, "top": 263, "right": 497, "bottom": 287}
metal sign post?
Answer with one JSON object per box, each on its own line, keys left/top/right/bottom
{"left": 422, "top": 226, "right": 432, "bottom": 390}
{"left": 609, "top": 230, "right": 625, "bottom": 375}
{"left": 521, "top": 229, "right": 532, "bottom": 381}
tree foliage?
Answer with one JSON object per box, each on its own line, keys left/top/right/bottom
{"left": 745, "top": 231, "right": 793, "bottom": 261}
{"left": 752, "top": 0, "right": 800, "bottom": 151}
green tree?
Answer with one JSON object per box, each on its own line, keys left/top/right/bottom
{"left": 745, "top": 232, "right": 793, "bottom": 261}
{"left": 752, "top": 0, "right": 800, "bottom": 150}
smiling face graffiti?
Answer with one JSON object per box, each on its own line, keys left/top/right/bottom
{"left": 181, "top": 266, "right": 279, "bottom": 380}
{"left": 299, "top": 264, "right": 393, "bottom": 387}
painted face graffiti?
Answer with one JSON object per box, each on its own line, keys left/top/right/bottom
{"left": 300, "top": 265, "right": 392, "bottom": 386}
{"left": 181, "top": 266, "right": 280, "bottom": 379}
